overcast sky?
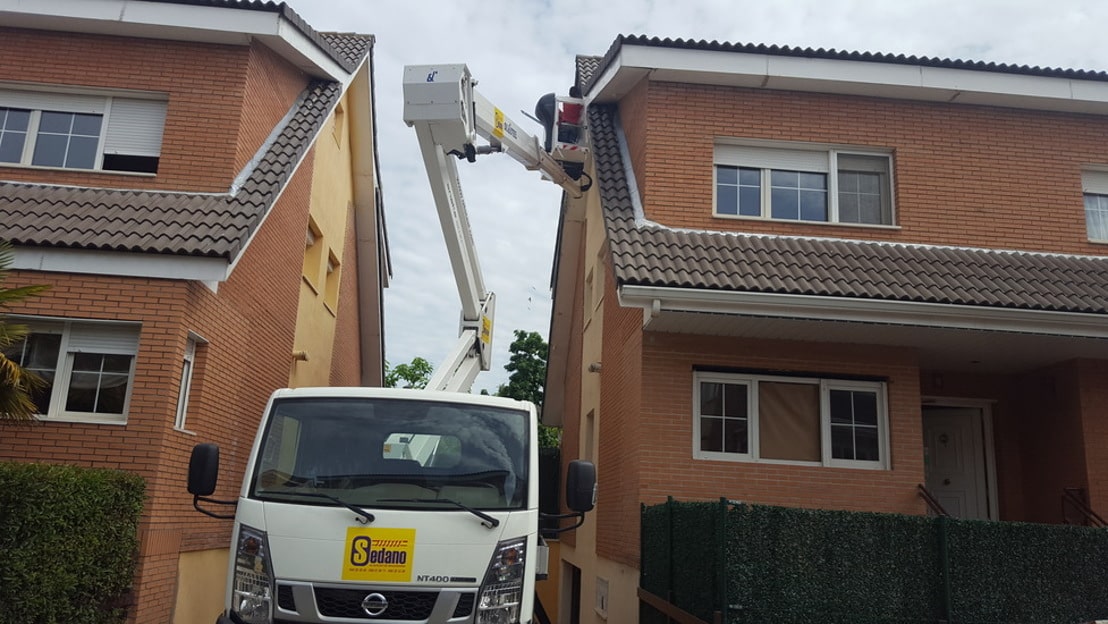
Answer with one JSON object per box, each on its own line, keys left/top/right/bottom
{"left": 284, "top": 0, "right": 1108, "bottom": 394}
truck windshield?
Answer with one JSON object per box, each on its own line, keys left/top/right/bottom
{"left": 250, "top": 397, "right": 530, "bottom": 511}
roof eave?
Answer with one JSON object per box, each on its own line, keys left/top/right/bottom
{"left": 0, "top": 0, "right": 349, "bottom": 80}
{"left": 619, "top": 284, "right": 1108, "bottom": 339}
{"left": 11, "top": 246, "right": 230, "bottom": 282}
{"left": 589, "top": 43, "right": 1108, "bottom": 115}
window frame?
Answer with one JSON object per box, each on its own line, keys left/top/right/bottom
{"left": 692, "top": 371, "right": 890, "bottom": 470}
{"left": 0, "top": 86, "right": 166, "bottom": 174}
{"left": 1082, "top": 170, "right": 1108, "bottom": 243}
{"left": 174, "top": 336, "right": 199, "bottom": 432}
{"left": 714, "top": 141, "right": 895, "bottom": 227}
{"left": 5, "top": 318, "right": 140, "bottom": 425}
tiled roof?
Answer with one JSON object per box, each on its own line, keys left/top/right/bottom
{"left": 142, "top": 0, "right": 364, "bottom": 72}
{"left": 588, "top": 104, "right": 1108, "bottom": 315}
{"left": 1, "top": 80, "right": 341, "bottom": 259}
{"left": 583, "top": 35, "right": 1108, "bottom": 95}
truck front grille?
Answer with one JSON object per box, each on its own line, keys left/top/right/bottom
{"left": 314, "top": 588, "right": 438, "bottom": 620}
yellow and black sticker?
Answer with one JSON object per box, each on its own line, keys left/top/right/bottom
{"left": 342, "top": 527, "right": 416, "bottom": 582}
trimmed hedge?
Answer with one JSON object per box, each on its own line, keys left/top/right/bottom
{"left": 0, "top": 462, "right": 145, "bottom": 624}
{"left": 642, "top": 498, "right": 1108, "bottom": 624}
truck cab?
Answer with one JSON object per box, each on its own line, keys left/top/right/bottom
{"left": 189, "top": 387, "right": 595, "bottom": 624}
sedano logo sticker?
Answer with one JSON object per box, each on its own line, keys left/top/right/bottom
{"left": 342, "top": 527, "right": 416, "bottom": 582}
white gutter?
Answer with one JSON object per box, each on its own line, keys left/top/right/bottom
{"left": 619, "top": 285, "right": 1108, "bottom": 339}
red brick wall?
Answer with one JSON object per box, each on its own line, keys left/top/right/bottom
{"left": 0, "top": 27, "right": 251, "bottom": 191}
{"left": 594, "top": 260, "right": 643, "bottom": 567}
{"left": 592, "top": 330, "right": 926, "bottom": 567}
{"left": 1078, "top": 360, "right": 1108, "bottom": 514}
{"left": 236, "top": 42, "right": 311, "bottom": 175}
{"left": 630, "top": 81, "right": 1108, "bottom": 256}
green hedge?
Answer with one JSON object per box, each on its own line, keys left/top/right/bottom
{"left": 0, "top": 462, "right": 145, "bottom": 624}
{"left": 642, "top": 499, "right": 1108, "bottom": 624}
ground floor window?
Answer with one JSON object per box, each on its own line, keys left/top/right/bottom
{"left": 693, "top": 370, "right": 888, "bottom": 469}
{"left": 3, "top": 318, "right": 140, "bottom": 423}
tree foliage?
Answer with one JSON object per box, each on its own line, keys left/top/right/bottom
{"left": 494, "top": 330, "right": 561, "bottom": 447}
{"left": 0, "top": 242, "right": 48, "bottom": 421}
{"left": 384, "top": 356, "right": 434, "bottom": 389}
{"left": 495, "top": 330, "right": 548, "bottom": 406}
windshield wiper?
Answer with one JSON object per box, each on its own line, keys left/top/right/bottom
{"left": 278, "top": 491, "right": 375, "bottom": 524}
{"left": 380, "top": 498, "right": 500, "bottom": 529}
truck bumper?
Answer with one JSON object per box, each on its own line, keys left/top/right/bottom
{"left": 215, "top": 613, "right": 235, "bottom": 624}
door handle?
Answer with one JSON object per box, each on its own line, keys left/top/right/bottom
{"left": 943, "top": 478, "right": 951, "bottom": 486}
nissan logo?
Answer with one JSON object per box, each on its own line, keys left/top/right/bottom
{"left": 361, "top": 592, "right": 388, "bottom": 617}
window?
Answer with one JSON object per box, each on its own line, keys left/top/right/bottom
{"left": 1082, "top": 170, "right": 1108, "bottom": 242}
{"left": 715, "top": 142, "right": 893, "bottom": 225}
{"left": 693, "top": 371, "right": 888, "bottom": 469}
{"left": 2, "top": 319, "right": 140, "bottom": 423}
{"left": 0, "top": 87, "right": 167, "bottom": 174}
{"left": 174, "top": 337, "right": 198, "bottom": 431}
{"left": 302, "top": 218, "right": 323, "bottom": 289}
{"left": 324, "top": 249, "right": 341, "bottom": 310}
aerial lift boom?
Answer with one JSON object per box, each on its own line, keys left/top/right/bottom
{"left": 402, "top": 63, "right": 588, "bottom": 392}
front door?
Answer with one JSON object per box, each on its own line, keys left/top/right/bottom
{"left": 923, "top": 407, "right": 990, "bottom": 520}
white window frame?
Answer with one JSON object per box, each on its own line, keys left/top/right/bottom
{"left": 714, "top": 141, "right": 895, "bottom": 226}
{"left": 174, "top": 335, "right": 199, "bottom": 432}
{"left": 693, "top": 371, "right": 889, "bottom": 470}
{"left": 0, "top": 86, "right": 166, "bottom": 174}
{"left": 6, "top": 318, "right": 140, "bottom": 425}
{"left": 1081, "top": 170, "right": 1108, "bottom": 243}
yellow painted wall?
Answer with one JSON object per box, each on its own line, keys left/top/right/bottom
{"left": 536, "top": 540, "right": 562, "bottom": 621}
{"left": 290, "top": 93, "right": 356, "bottom": 388}
{"left": 173, "top": 548, "right": 229, "bottom": 624}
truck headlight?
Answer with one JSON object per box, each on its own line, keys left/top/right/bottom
{"left": 477, "top": 537, "right": 526, "bottom": 623}
{"left": 231, "top": 525, "right": 273, "bottom": 624}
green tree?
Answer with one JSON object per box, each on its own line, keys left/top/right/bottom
{"left": 496, "top": 330, "right": 547, "bottom": 405}
{"left": 0, "top": 241, "right": 49, "bottom": 421}
{"left": 384, "top": 356, "right": 434, "bottom": 389}
{"left": 494, "top": 330, "right": 561, "bottom": 447}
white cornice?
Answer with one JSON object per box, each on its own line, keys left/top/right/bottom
{"left": 12, "top": 247, "right": 229, "bottom": 282}
{"left": 0, "top": 0, "right": 347, "bottom": 80}
{"left": 618, "top": 285, "right": 1108, "bottom": 339}
{"left": 591, "top": 44, "right": 1108, "bottom": 115}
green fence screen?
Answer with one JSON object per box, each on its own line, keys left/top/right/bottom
{"left": 641, "top": 498, "right": 1108, "bottom": 624}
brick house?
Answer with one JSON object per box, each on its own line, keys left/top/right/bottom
{"left": 0, "top": 1, "right": 388, "bottom": 621}
{"left": 545, "top": 36, "right": 1108, "bottom": 621}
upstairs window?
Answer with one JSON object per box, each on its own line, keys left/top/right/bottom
{"left": 2, "top": 319, "right": 140, "bottom": 424}
{"left": 1083, "top": 170, "right": 1108, "bottom": 242}
{"left": 0, "top": 87, "right": 167, "bottom": 174}
{"left": 715, "top": 142, "right": 894, "bottom": 226}
{"left": 694, "top": 371, "right": 889, "bottom": 469}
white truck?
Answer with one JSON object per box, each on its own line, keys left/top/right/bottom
{"left": 187, "top": 64, "right": 594, "bottom": 624}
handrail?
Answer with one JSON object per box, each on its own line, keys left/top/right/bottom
{"left": 918, "top": 484, "right": 951, "bottom": 518}
{"left": 638, "top": 588, "right": 722, "bottom": 624}
{"left": 1062, "top": 487, "right": 1107, "bottom": 528}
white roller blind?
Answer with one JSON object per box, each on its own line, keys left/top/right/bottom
{"left": 67, "top": 323, "right": 140, "bottom": 354}
{"left": 716, "top": 143, "right": 829, "bottom": 172}
{"left": 104, "top": 98, "right": 167, "bottom": 156}
{"left": 0, "top": 88, "right": 105, "bottom": 114}
{"left": 1082, "top": 171, "right": 1108, "bottom": 195}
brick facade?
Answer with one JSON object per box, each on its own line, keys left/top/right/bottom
{"left": 0, "top": 19, "right": 372, "bottom": 622}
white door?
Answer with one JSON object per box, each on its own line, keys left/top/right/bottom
{"left": 923, "top": 407, "right": 990, "bottom": 520}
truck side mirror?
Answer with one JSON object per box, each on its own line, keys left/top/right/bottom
{"left": 565, "top": 460, "right": 596, "bottom": 513}
{"left": 188, "top": 443, "right": 220, "bottom": 496}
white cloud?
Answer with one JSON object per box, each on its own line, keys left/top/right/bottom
{"left": 285, "top": 0, "right": 1108, "bottom": 394}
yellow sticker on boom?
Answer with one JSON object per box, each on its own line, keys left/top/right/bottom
{"left": 493, "top": 108, "right": 505, "bottom": 139}
{"left": 342, "top": 527, "right": 416, "bottom": 582}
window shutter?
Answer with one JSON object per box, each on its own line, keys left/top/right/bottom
{"left": 716, "top": 144, "right": 829, "bottom": 172}
{"left": 1082, "top": 171, "right": 1108, "bottom": 195}
{"left": 67, "top": 324, "right": 140, "bottom": 354}
{"left": 0, "top": 89, "right": 105, "bottom": 114}
{"left": 104, "top": 98, "right": 167, "bottom": 156}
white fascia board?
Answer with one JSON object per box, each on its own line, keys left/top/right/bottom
{"left": 0, "top": 0, "right": 347, "bottom": 80}
{"left": 12, "top": 247, "right": 229, "bottom": 282}
{"left": 599, "top": 43, "right": 1108, "bottom": 114}
{"left": 618, "top": 285, "right": 1108, "bottom": 339}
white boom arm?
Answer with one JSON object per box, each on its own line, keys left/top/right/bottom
{"left": 402, "top": 63, "right": 588, "bottom": 392}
